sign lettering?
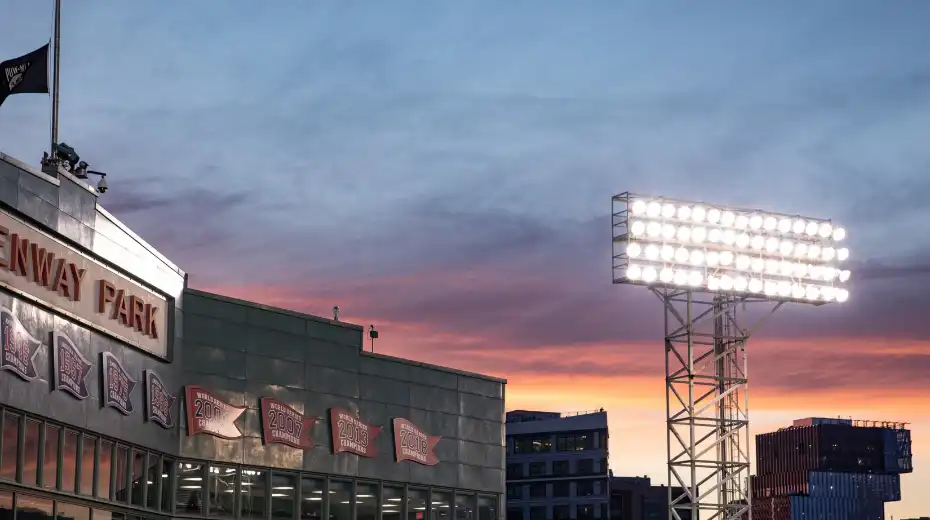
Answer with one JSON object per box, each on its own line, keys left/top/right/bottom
{"left": 145, "top": 370, "right": 176, "bottom": 428}
{"left": 392, "top": 418, "right": 441, "bottom": 466}
{"left": 260, "top": 397, "right": 318, "bottom": 449}
{"left": 53, "top": 332, "right": 92, "bottom": 399}
{"left": 185, "top": 385, "right": 244, "bottom": 439}
{"left": 0, "top": 307, "right": 40, "bottom": 381}
{"left": 0, "top": 212, "right": 169, "bottom": 358}
{"left": 100, "top": 352, "right": 137, "bottom": 415}
{"left": 329, "top": 407, "right": 381, "bottom": 458}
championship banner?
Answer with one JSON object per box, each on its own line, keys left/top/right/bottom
{"left": 392, "top": 418, "right": 441, "bottom": 466}
{"left": 185, "top": 385, "right": 244, "bottom": 439}
{"left": 330, "top": 407, "right": 381, "bottom": 457}
{"left": 260, "top": 397, "right": 318, "bottom": 449}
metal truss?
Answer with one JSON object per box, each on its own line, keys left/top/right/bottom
{"left": 655, "top": 288, "right": 782, "bottom": 520}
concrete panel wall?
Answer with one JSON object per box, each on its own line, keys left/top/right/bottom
{"left": 181, "top": 289, "right": 506, "bottom": 493}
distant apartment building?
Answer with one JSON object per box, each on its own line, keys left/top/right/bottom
{"left": 608, "top": 476, "right": 692, "bottom": 520}
{"left": 751, "top": 417, "right": 914, "bottom": 520}
{"left": 505, "top": 410, "right": 610, "bottom": 520}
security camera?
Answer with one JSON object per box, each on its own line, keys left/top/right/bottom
{"left": 96, "top": 176, "right": 107, "bottom": 194}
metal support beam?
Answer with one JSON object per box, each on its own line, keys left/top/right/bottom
{"left": 656, "top": 288, "right": 782, "bottom": 520}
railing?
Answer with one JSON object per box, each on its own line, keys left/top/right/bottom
{"left": 561, "top": 409, "right": 606, "bottom": 417}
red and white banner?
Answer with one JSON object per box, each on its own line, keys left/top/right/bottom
{"left": 260, "top": 397, "right": 318, "bottom": 449}
{"left": 185, "top": 385, "right": 244, "bottom": 439}
{"left": 392, "top": 418, "right": 441, "bottom": 466}
{"left": 330, "top": 408, "right": 382, "bottom": 457}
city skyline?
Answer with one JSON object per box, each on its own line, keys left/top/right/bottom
{"left": 1, "top": 1, "right": 928, "bottom": 517}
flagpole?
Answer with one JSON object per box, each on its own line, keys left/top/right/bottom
{"left": 50, "top": 0, "right": 61, "bottom": 154}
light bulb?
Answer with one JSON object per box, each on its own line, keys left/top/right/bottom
{"left": 777, "top": 218, "right": 792, "bottom": 233}
{"left": 721, "top": 211, "right": 736, "bottom": 227}
{"left": 736, "top": 255, "right": 751, "bottom": 270}
{"left": 836, "top": 289, "right": 849, "bottom": 303}
{"left": 642, "top": 266, "right": 658, "bottom": 283}
{"left": 661, "top": 245, "right": 675, "bottom": 261}
{"left": 734, "top": 276, "right": 748, "bottom": 292}
{"left": 777, "top": 281, "right": 792, "bottom": 297}
{"left": 765, "top": 259, "right": 780, "bottom": 273}
{"left": 677, "top": 206, "right": 692, "bottom": 221}
{"left": 722, "top": 229, "right": 736, "bottom": 245}
{"left": 691, "top": 227, "right": 707, "bottom": 243}
{"left": 627, "top": 265, "right": 642, "bottom": 280}
{"left": 734, "top": 215, "right": 749, "bottom": 230}
{"left": 837, "top": 248, "right": 849, "bottom": 261}
{"left": 821, "top": 286, "right": 836, "bottom": 301}
{"left": 627, "top": 243, "right": 642, "bottom": 258}
{"left": 808, "top": 244, "right": 821, "bottom": 260}
{"left": 707, "top": 208, "right": 721, "bottom": 224}
{"left": 719, "top": 251, "right": 734, "bottom": 266}
{"left": 765, "top": 237, "right": 780, "bottom": 252}
{"left": 794, "top": 243, "right": 808, "bottom": 258}
{"left": 779, "top": 261, "right": 794, "bottom": 276}
{"left": 805, "top": 221, "right": 819, "bottom": 236}
{"left": 675, "top": 247, "right": 690, "bottom": 263}
{"left": 749, "top": 214, "right": 763, "bottom": 230}
{"left": 647, "top": 202, "right": 662, "bottom": 218}
{"left": 751, "top": 257, "right": 765, "bottom": 272}
{"left": 707, "top": 276, "right": 720, "bottom": 291}
{"left": 792, "top": 219, "right": 806, "bottom": 234}
{"left": 631, "top": 200, "right": 648, "bottom": 215}
{"left": 805, "top": 285, "right": 820, "bottom": 301}
{"left": 660, "top": 268, "right": 674, "bottom": 283}
{"left": 631, "top": 221, "right": 646, "bottom": 236}
{"left": 645, "top": 244, "right": 660, "bottom": 260}
{"left": 791, "top": 284, "right": 805, "bottom": 299}
{"left": 809, "top": 265, "right": 823, "bottom": 280}
{"left": 690, "top": 250, "right": 704, "bottom": 265}
{"left": 832, "top": 228, "right": 846, "bottom": 241}
{"left": 673, "top": 270, "right": 689, "bottom": 286}
{"left": 662, "top": 203, "right": 676, "bottom": 219}
{"left": 748, "top": 278, "right": 763, "bottom": 293}
{"left": 839, "top": 270, "right": 850, "bottom": 282}
{"left": 750, "top": 235, "right": 765, "bottom": 250}
{"left": 763, "top": 216, "right": 777, "bottom": 231}
{"left": 662, "top": 224, "right": 677, "bottom": 240}
{"left": 708, "top": 228, "right": 723, "bottom": 243}
{"left": 764, "top": 280, "right": 778, "bottom": 296}
{"left": 688, "top": 270, "right": 703, "bottom": 286}
{"left": 676, "top": 226, "right": 692, "bottom": 242}
{"left": 779, "top": 240, "right": 794, "bottom": 256}
{"left": 692, "top": 206, "right": 706, "bottom": 223}
{"left": 647, "top": 222, "right": 662, "bottom": 237}
{"left": 706, "top": 251, "right": 720, "bottom": 266}
{"left": 818, "top": 222, "right": 833, "bottom": 238}
{"left": 736, "top": 233, "right": 750, "bottom": 249}
{"left": 793, "top": 263, "right": 808, "bottom": 278}
{"left": 719, "top": 275, "right": 734, "bottom": 291}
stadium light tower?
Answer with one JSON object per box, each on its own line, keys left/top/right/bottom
{"left": 611, "top": 193, "right": 850, "bottom": 520}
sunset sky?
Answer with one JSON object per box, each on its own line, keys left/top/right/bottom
{"left": 2, "top": 0, "right": 930, "bottom": 516}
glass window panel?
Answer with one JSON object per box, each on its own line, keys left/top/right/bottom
{"left": 22, "top": 419, "right": 40, "bottom": 485}
{"left": 146, "top": 454, "right": 160, "bottom": 509}
{"left": 0, "top": 413, "right": 19, "bottom": 480}
{"left": 382, "top": 486, "right": 403, "bottom": 520}
{"left": 56, "top": 502, "right": 90, "bottom": 520}
{"left": 528, "top": 507, "right": 545, "bottom": 520}
{"left": 407, "top": 489, "right": 427, "bottom": 520}
{"left": 16, "top": 495, "right": 52, "bottom": 520}
{"left": 329, "top": 480, "right": 352, "bottom": 520}
{"left": 271, "top": 473, "right": 296, "bottom": 519}
{"left": 477, "top": 496, "right": 497, "bottom": 520}
{"left": 430, "top": 490, "right": 452, "bottom": 520}
{"left": 208, "top": 465, "right": 237, "bottom": 517}
{"left": 357, "top": 483, "right": 378, "bottom": 520}
{"left": 43, "top": 425, "right": 60, "bottom": 489}
{"left": 79, "top": 436, "right": 96, "bottom": 496}
{"left": 505, "top": 509, "right": 522, "bottom": 520}
{"left": 176, "top": 462, "right": 204, "bottom": 514}
{"left": 553, "top": 506, "right": 569, "bottom": 520}
{"left": 455, "top": 494, "right": 475, "bottom": 520}
{"left": 0, "top": 491, "right": 11, "bottom": 520}
{"left": 97, "top": 441, "right": 113, "bottom": 499}
{"left": 161, "top": 458, "right": 175, "bottom": 512}
{"left": 61, "top": 430, "right": 78, "bottom": 493}
{"left": 91, "top": 511, "right": 124, "bottom": 520}
{"left": 114, "top": 445, "right": 129, "bottom": 502}
{"left": 241, "top": 468, "right": 266, "bottom": 519}
{"left": 299, "top": 476, "right": 323, "bottom": 520}
{"left": 131, "top": 450, "right": 146, "bottom": 506}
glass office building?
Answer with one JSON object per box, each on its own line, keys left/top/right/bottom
{"left": 0, "top": 154, "right": 505, "bottom": 520}
{"left": 751, "top": 417, "right": 913, "bottom": 520}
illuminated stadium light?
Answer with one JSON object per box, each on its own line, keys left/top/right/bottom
{"left": 612, "top": 194, "right": 851, "bottom": 304}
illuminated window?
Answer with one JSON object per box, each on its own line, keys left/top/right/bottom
{"left": 357, "top": 482, "right": 379, "bottom": 520}
{"left": 300, "top": 476, "right": 323, "bottom": 520}
{"left": 383, "top": 486, "right": 404, "bottom": 520}
{"left": 241, "top": 468, "right": 266, "bottom": 519}
{"left": 208, "top": 465, "right": 238, "bottom": 517}
{"left": 42, "top": 425, "right": 60, "bottom": 489}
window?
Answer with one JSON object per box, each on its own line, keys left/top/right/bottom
{"left": 22, "top": 419, "right": 40, "bottom": 485}
{"left": 16, "top": 495, "right": 52, "bottom": 520}
{"left": 529, "top": 507, "right": 545, "bottom": 520}
{"left": 0, "top": 492, "right": 10, "bottom": 520}
{"left": 161, "top": 457, "right": 175, "bottom": 512}
{"left": 576, "top": 459, "right": 594, "bottom": 475}
{"left": 383, "top": 486, "right": 404, "bottom": 520}
{"left": 43, "top": 425, "right": 60, "bottom": 489}
{"left": 578, "top": 505, "right": 595, "bottom": 520}
{"left": 556, "top": 433, "right": 595, "bottom": 452}
{"left": 528, "top": 462, "right": 546, "bottom": 477}
{"left": 430, "top": 490, "right": 452, "bottom": 520}
{"left": 514, "top": 437, "right": 551, "bottom": 454}
{"left": 576, "top": 481, "right": 595, "bottom": 497}
{"left": 506, "top": 485, "right": 521, "bottom": 500}
{"left": 357, "top": 482, "right": 379, "bottom": 520}
{"left": 271, "top": 472, "right": 297, "bottom": 519}
{"left": 56, "top": 501, "right": 90, "bottom": 520}
{"left": 455, "top": 493, "right": 476, "bottom": 520}
{"left": 329, "top": 481, "right": 352, "bottom": 520}
{"left": 407, "top": 488, "right": 427, "bottom": 520}
{"left": 552, "top": 482, "right": 569, "bottom": 498}
{"left": 146, "top": 454, "right": 161, "bottom": 509}
{"left": 553, "top": 506, "right": 570, "bottom": 520}
{"left": 131, "top": 449, "right": 146, "bottom": 506}
{"left": 241, "top": 468, "right": 266, "bottom": 519}
{"left": 300, "top": 477, "right": 323, "bottom": 520}
{"left": 114, "top": 445, "right": 129, "bottom": 501}
{"left": 529, "top": 484, "right": 546, "bottom": 499}
{"left": 477, "top": 496, "right": 497, "bottom": 520}
{"left": 208, "top": 465, "right": 237, "bottom": 517}
{"left": 176, "top": 462, "right": 203, "bottom": 514}
{"left": 79, "top": 436, "right": 96, "bottom": 496}
{"left": 97, "top": 441, "right": 113, "bottom": 500}
{"left": 552, "top": 461, "right": 569, "bottom": 477}
{"left": 506, "top": 464, "right": 523, "bottom": 479}
{"left": 506, "top": 509, "right": 523, "bottom": 520}
{"left": 0, "top": 413, "right": 19, "bottom": 480}
{"left": 61, "top": 430, "right": 78, "bottom": 493}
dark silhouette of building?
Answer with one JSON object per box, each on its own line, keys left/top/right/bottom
{"left": 751, "top": 417, "right": 913, "bottom": 520}
{"left": 608, "top": 475, "right": 691, "bottom": 520}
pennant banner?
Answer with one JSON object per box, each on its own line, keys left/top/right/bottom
{"left": 101, "top": 352, "right": 137, "bottom": 415}
{"left": 146, "top": 370, "right": 176, "bottom": 429}
{"left": 393, "top": 418, "right": 441, "bottom": 466}
{"left": 0, "top": 307, "right": 41, "bottom": 381}
{"left": 185, "top": 385, "right": 244, "bottom": 439}
{"left": 260, "top": 397, "right": 318, "bottom": 449}
{"left": 330, "top": 408, "right": 382, "bottom": 457}
{"left": 53, "top": 332, "right": 92, "bottom": 399}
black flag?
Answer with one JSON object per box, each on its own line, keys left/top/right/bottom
{"left": 0, "top": 44, "right": 50, "bottom": 108}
